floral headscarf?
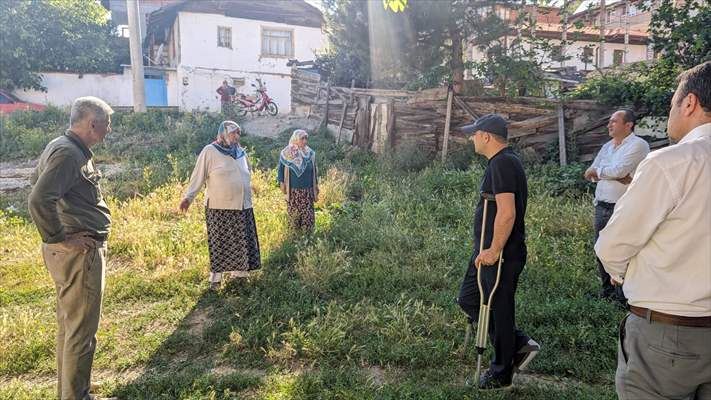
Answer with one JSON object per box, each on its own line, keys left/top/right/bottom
{"left": 279, "top": 129, "right": 314, "bottom": 177}
{"left": 212, "top": 120, "right": 245, "bottom": 159}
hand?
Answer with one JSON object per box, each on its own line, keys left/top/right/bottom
{"left": 280, "top": 183, "right": 287, "bottom": 195}
{"left": 475, "top": 248, "right": 501, "bottom": 268}
{"left": 615, "top": 175, "right": 632, "bottom": 185}
{"left": 314, "top": 187, "right": 320, "bottom": 202}
{"left": 610, "top": 277, "right": 624, "bottom": 286}
{"left": 179, "top": 198, "right": 191, "bottom": 213}
{"left": 62, "top": 232, "right": 96, "bottom": 253}
{"left": 584, "top": 168, "right": 599, "bottom": 182}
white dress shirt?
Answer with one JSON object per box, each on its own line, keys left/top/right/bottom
{"left": 595, "top": 123, "right": 711, "bottom": 317}
{"left": 184, "top": 144, "right": 253, "bottom": 210}
{"left": 590, "top": 134, "right": 650, "bottom": 204}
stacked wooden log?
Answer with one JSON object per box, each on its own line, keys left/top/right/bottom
{"left": 290, "top": 68, "right": 657, "bottom": 162}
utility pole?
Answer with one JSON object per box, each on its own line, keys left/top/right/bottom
{"left": 561, "top": 0, "right": 569, "bottom": 68}
{"left": 598, "top": 0, "right": 606, "bottom": 69}
{"left": 624, "top": 0, "right": 630, "bottom": 63}
{"left": 127, "top": 0, "right": 146, "bottom": 112}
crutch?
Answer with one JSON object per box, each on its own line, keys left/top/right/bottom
{"left": 472, "top": 192, "right": 504, "bottom": 386}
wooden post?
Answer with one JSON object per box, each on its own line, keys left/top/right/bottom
{"left": 386, "top": 99, "right": 395, "bottom": 150}
{"left": 557, "top": 102, "right": 567, "bottom": 166}
{"left": 441, "top": 86, "right": 454, "bottom": 162}
{"left": 337, "top": 79, "right": 356, "bottom": 144}
{"left": 306, "top": 85, "right": 321, "bottom": 119}
{"left": 319, "top": 82, "right": 331, "bottom": 132}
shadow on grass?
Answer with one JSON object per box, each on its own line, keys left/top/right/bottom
{"left": 110, "top": 224, "right": 339, "bottom": 399}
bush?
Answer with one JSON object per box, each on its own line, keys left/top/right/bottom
{"left": 0, "top": 106, "right": 68, "bottom": 159}
{"left": 528, "top": 162, "right": 594, "bottom": 198}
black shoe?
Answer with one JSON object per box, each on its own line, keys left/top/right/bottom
{"left": 513, "top": 338, "right": 540, "bottom": 373}
{"left": 478, "top": 369, "right": 513, "bottom": 390}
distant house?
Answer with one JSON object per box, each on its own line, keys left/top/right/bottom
{"left": 14, "top": 0, "right": 326, "bottom": 113}
{"left": 142, "top": 0, "right": 326, "bottom": 112}
{"left": 466, "top": 1, "right": 652, "bottom": 75}
{"left": 100, "top": 0, "right": 175, "bottom": 41}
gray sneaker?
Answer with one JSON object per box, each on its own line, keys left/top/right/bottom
{"left": 513, "top": 338, "right": 540, "bottom": 373}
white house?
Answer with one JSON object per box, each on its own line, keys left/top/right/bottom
{"left": 14, "top": 0, "right": 326, "bottom": 113}
{"left": 144, "top": 0, "right": 326, "bottom": 112}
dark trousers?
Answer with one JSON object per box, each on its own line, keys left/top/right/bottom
{"left": 457, "top": 254, "right": 530, "bottom": 377}
{"left": 594, "top": 204, "right": 626, "bottom": 302}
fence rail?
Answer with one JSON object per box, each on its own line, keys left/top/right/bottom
{"left": 291, "top": 68, "right": 667, "bottom": 163}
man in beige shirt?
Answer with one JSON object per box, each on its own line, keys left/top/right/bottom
{"left": 595, "top": 62, "right": 711, "bottom": 399}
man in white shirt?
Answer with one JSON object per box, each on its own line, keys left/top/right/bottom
{"left": 595, "top": 61, "right": 711, "bottom": 399}
{"left": 584, "top": 109, "right": 650, "bottom": 303}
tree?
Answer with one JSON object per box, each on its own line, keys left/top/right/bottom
{"left": 570, "top": 0, "right": 710, "bottom": 116}
{"left": 645, "top": 0, "right": 711, "bottom": 68}
{"left": 0, "top": 0, "right": 130, "bottom": 91}
{"left": 318, "top": 0, "right": 562, "bottom": 97}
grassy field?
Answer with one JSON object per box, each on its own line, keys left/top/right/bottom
{"left": 0, "top": 109, "right": 623, "bottom": 399}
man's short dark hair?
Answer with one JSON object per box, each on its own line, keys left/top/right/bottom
{"left": 618, "top": 108, "right": 636, "bottom": 130}
{"left": 676, "top": 61, "right": 711, "bottom": 113}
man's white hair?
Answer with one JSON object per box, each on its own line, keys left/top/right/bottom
{"left": 69, "top": 96, "right": 114, "bottom": 126}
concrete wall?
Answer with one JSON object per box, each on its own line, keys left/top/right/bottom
{"left": 14, "top": 68, "right": 179, "bottom": 108}
{"left": 175, "top": 12, "right": 326, "bottom": 112}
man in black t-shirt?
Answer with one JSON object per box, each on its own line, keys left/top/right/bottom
{"left": 456, "top": 114, "right": 540, "bottom": 389}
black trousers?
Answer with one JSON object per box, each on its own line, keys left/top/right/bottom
{"left": 594, "top": 204, "right": 626, "bottom": 301}
{"left": 457, "top": 253, "right": 530, "bottom": 377}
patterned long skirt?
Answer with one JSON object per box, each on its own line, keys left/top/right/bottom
{"left": 205, "top": 207, "right": 261, "bottom": 273}
{"left": 287, "top": 188, "right": 315, "bottom": 232}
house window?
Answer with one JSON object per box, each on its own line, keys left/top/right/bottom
{"left": 581, "top": 46, "right": 595, "bottom": 69}
{"left": 217, "top": 26, "right": 232, "bottom": 49}
{"left": 551, "top": 45, "right": 564, "bottom": 62}
{"left": 628, "top": 4, "right": 638, "bottom": 16}
{"left": 261, "top": 28, "right": 293, "bottom": 57}
{"left": 613, "top": 49, "right": 625, "bottom": 66}
{"left": 118, "top": 25, "right": 130, "bottom": 38}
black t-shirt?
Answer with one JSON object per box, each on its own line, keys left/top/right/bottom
{"left": 472, "top": 147, "right": 528, "bottom": 262}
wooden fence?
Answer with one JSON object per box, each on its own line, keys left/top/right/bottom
{"left": 291, "top": 68, "right": 668, "bottom": 164}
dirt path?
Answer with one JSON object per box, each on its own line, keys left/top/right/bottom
{"left": 240, "top": 114, "right": 320, "bottom": 138}
{"left": 0, "top": 160, "right": 124, "bottom": 195}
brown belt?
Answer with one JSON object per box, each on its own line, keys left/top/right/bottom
{"left": 630, "top": 305, "right": 711, "bottom": 328}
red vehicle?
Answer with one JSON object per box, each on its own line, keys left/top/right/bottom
{"left": 0, "top": 90, "right": 46, "bottom": 114}
{"left": 233, "top": 78, "right": 278, "bottom": 116}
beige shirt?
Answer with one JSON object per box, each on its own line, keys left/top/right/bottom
{"left": 590, "top": 134, "right": 650, "bottom": 204}
{"left": 184, "top": 144, "right": 252, "bottom": 210}
{"left": 595, "top": 122, "right": 711, "bottom": 317}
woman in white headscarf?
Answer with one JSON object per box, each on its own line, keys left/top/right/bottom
{"left": 277, "top": 129, "right": 319, "bottom": 232}
{"left": 179, "top": 121, "right": 261, "bottom": 290}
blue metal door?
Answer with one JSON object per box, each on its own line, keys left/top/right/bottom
{"left": 144, "top": 76, "right": 168, "bottom": 106}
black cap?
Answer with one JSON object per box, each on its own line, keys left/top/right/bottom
{"left": 459, "top": 114, "right": 508, "bottom": 139}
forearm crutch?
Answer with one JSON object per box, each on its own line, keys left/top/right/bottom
{"left": 473, "top": 192, "right": 503, "bottom": 386}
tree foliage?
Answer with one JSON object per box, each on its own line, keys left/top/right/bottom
{"left": 316, "top": 0, "right": 560, "bottom": 96}
{"left": 0, "top": 0, "right": 130, "bottom": 91}
{"left": 570, "top": 0, "right": 710, "bottom": 116}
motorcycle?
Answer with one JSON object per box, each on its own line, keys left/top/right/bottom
{"left": 232, "top": 78, "right": 278, "bottom": 116}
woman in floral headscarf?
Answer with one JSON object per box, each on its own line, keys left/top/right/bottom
{"left": 179, "top": 121, "right": 261, "bottom": 290}
{"left": 277, "top": 129, "right": 319, "bottom": 232}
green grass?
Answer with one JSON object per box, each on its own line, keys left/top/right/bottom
{"left": 0, "top": 110, "right": 620, "bottom": 399}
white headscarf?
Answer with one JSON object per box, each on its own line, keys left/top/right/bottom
{"left": 279, "top": 129, "right": 314, "bottom": 177}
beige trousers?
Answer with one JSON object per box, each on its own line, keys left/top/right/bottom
{"left": 42, "top": 241, "right": 106, "bottom": 400}
{"left": 617, "top": 313, "right": 711, "bottom": 400}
